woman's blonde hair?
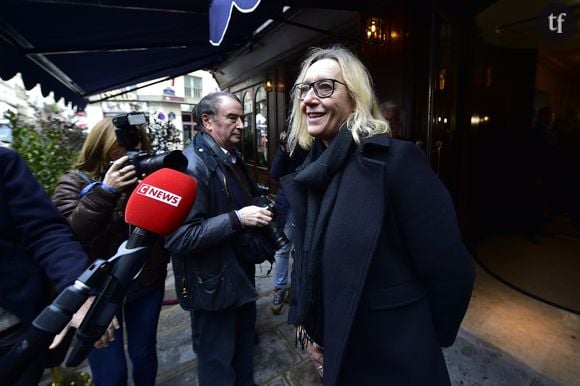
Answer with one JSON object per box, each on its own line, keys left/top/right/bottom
{"left": 75, "top": 117, "right": 151, "bottom": 179}
{"left": 287, "top": 45, "right": 390, "bottom": 153}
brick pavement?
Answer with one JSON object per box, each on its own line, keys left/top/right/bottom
{"left": 40, "top": 261, "right": 563, "bottom": 385}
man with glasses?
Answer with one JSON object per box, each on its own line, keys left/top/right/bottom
{"left": 166, "top": 92, "right": 273, "bottom": 386}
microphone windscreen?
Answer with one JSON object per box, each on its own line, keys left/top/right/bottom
{"left": 125, "top": 168, "right": 197, "bottom": 235}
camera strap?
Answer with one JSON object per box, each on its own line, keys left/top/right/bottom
{"left": 77, "top": 171, "right": 118, "bottom": 197}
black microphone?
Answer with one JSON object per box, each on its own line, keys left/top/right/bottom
{"left": 0, "top": 168, "right": 197, "bottom": 381}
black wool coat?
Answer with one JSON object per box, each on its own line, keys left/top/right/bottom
{"left": 166, "top": 132, "right": 258, "bottom": 311}
{"left": 282, "top": 134, "right": 475, "bottom": 386}
{"left": 0, "top": 148, "right": 87, "bottom": 324}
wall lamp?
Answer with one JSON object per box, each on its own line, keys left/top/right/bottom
{"left": 264, "top": 80, "right": 274, "bottom": 92}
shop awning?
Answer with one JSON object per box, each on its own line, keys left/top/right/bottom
{"left": 0, "top": 0, "right": 279, "bottom": 108}
{"left": 0, "top": 0, "right": 394, "bottom": 109}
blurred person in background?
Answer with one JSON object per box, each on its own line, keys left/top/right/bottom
{"left": 269, "top": 129, "right": 308, "bottom": 315}
{"left": 380, "top": 100, "right": 406, "bottom": 140}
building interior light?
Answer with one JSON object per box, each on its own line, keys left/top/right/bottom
{"left": 264, "top": 80, "right": 274, "bottom": 92}
{"left": 364, "top": 17, "right": 386, "bottom": 45}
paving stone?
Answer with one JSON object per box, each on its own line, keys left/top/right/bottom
{"left": 286, "top": 359, "right": 323, "bottom": 386}
{"left": 157, "top": 322, "right": 197, "bottom": 377}
{"left": 445, "top": 329, "right": 563, "bottom": 386}
{"left": 254, "top": 328, "right": 302, "bottom": 385}
{"left": 157, "top": 363, "right": 199, "bottom": 386}
{"left": 157, "top": 303, "right": 191, "bottom": 332}
{"left": 263, "top": 375, "right": 290, "bottom": 386}
{"left": 256, "top": 294, "right": 290, "bottom": 333}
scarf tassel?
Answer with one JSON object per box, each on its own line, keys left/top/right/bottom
{"left": 295, "top": 325, "right": 314, "bottom": 351}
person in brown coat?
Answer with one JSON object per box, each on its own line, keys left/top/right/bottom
{"left": 53, "top": 117, "right": 169, "bottom": 386}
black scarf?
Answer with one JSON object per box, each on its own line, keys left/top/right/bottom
{"left": 293, "top": 124, "right": 355, "bottom": 349}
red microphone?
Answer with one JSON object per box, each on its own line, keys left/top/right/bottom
{"left": 124, "top": 168, "right": 197, "bottom": 247}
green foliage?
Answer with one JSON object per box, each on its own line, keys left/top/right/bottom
{"left": 6, "top": 108, "right": 86, "bottom": 195}
{"left": 5, "top": 107, "right": 181, "bottom": 194}
{"left": 146, "top": 117, "right": 182, "bottom": 153}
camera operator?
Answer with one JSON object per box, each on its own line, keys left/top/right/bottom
{"left": 165, "top": 92, "right": 273, "bottom": 386}
{"left": 52, "top": 117, "right": 169, "bottom": 386}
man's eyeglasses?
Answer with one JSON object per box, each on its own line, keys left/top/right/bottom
{"left": 293, "top": 79, "right": 347, "bottom": 100}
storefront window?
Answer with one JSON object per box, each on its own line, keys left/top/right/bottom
{"left": 255, "top": 87, "right": 268, "bottom": 167}
{"left": 242, "top": 90, "right": 255, "bottom": 163}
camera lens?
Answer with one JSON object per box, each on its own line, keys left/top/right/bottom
{"left": 269, "top": 224, "right": 289, "bottom": 249}
{"left": 130, "top": 150, "right": 188, "bottom": 176}
{"left": 265, "top": 211, "right": 289, "bottom": 250}
{"left": 252, "top": 195, "right": 289, "bottom": 250}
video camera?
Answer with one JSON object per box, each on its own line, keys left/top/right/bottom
{"left": 112, "top": 112, "right": 187, "bottom": 176}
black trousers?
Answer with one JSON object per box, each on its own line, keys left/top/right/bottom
{"left": 191, "top": 301, "right": 257, "bottom": 386}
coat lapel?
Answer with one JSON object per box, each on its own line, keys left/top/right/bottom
{"left": 323, "top": 154, "right": 386, "bottom": 386}
{"left": 282, "top": 134, "right": 391, "bottom": 386}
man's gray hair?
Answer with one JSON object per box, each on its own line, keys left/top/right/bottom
{"left": 193, "top": 91, "right": 241, "bottom": 126}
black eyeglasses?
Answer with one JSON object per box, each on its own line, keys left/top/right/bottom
{"left": 293, "top": 79, "right": 346, "bottom": 100}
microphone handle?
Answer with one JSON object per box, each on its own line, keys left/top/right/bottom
{"left": 66, "top": 241, "right": 150, "bottom": 367}
{"left": 65, "top": 290, "right": 121, "bottom": 367}
{"left": 126, "top": 226, "right": 152, "bottom": 249}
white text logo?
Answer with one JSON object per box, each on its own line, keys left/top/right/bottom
{"left": 137, "top": 184, "right": 182, "bottom": 207}
{"left": 539, "top": 4, "right": 575, "bottom": 41}
{"left": 548, "top": 12, "right": 566, "bottom": 34}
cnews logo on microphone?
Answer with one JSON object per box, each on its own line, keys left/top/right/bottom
{"left": 136, "top": 184, "right": 182, "bottom": 207}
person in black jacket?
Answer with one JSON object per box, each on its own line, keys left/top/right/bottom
{"left": 0, "top": 148, "right": 113, "bottom": 385}
{"left": 269, "top": 130, "right": 308, "bottom": 314}
{"left": 166, "top": 92, "right": 274, "bottom": 386}
{"left": 282, "top": 45, "right": 474, "bottom": 385}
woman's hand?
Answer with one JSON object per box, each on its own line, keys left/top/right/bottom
{"left": 94, "top": 317, "right": 120, "bottom": 349}
{"left": 102, "top": 155, "right": 138, "bottom": 192}
{"left": 306, "top": 342, "right": 325, "bottom": 378}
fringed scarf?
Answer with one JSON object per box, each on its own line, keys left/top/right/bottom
{"left": 293, "top": 124, "right": 355, "bottom": 350}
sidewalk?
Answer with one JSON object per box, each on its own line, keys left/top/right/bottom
{"left": 154, "top": 262, "right": 566, "bottom": 386}
{"left": 154, "top": 263, "right": 323, "bottom": 385}
{"left": 43, "top": 262, "right": 573, "bottom": 385}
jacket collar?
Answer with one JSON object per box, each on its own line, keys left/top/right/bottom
{"left": 359, "top": 132, "right": 391, "bottom": 154}
{"left": 293, "top": 131, "right": 392, "bottom": 176}
{"left": 194, "top": 131, "right": 242, "bottom": 171}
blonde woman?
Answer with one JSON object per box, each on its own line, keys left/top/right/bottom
{"left": 283, "top": 45, "right": 475, "bottom": 386}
